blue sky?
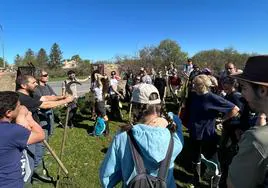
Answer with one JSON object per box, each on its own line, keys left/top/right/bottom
{"left": 0, "top": 0, "right": 268, "bottom": 64}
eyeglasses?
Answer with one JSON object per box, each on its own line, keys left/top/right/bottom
{"left": 42, "top": 74, "right": 48, "bottom": 77}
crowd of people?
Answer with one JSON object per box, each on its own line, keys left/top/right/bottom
{"left": 1, "top": 56, "right": 268, "bottom": 188}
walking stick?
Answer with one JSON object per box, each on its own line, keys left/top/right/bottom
{"left": 55, "top": 106, "right": 71, "bottom": 188}
{"left": 54, "top": 80, "right": 82, "bottom": 188}
{"left": 43, "top": 140, "right": 68, "bottom": 175}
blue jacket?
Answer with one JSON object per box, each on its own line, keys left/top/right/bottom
{"left": 99, "top": 112, "right": 184, "bottom": 187}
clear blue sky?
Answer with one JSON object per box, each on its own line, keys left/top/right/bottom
{"left": 0, "top": 0, "right": 268, "bottom": 64}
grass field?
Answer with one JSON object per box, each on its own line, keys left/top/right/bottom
{"left": 32, "top": 97, "right": 210, "bottom": 188}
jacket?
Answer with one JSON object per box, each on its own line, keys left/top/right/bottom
{"left": 99, "top": 112, "right": 184, "bottom": 187}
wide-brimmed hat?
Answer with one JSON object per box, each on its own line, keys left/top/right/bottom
{"left": 131, "top": 83, "right": 161, "bottom": 104}
{"left": 231, "top": 55, "right": 268, "bottom": 86}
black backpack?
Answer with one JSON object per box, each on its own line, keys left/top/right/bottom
{"left": 127, "top": 130, "right": 174, "bottom": 188}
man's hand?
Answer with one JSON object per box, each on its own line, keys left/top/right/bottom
{"left": 118, "top": 93, "right": 124, "bottom": 99}
{"left": 59, "top": 95, "right": 67, "bottom": 100}
{"left": 65, "top": 96, "right": 74, "bottom": 103}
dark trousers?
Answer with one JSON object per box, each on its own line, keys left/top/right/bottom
{"left": 68, "top": 102, "right": 78, "bottom": 127}
{"left": 190, "top": 138, "right": 219, "bottom": 164}
{"left": 110, "top": 94, "right": 122, "bottom": 120}
{"left": 219, "top": 129, "right": 239, "bottom": 188}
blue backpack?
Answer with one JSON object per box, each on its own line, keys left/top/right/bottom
{"left": 127, "top": 130, "right": 174, "bottom": 188}
{"left": 94, "top": 117, "right": 106, "bottom": 136}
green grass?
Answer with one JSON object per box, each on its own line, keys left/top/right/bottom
{"left": 32, "top": 98, "right": 210, "bottom": 188}
{"left": 32, "top": 117, "right": 122, "bottom": 188}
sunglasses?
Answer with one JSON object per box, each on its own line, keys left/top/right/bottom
{"left": 42, "top": 74, "right": 48, "bottom": 77}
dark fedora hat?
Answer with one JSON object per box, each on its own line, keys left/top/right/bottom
{"left": 231, "top": 55, "right": 268, "bottom": 86}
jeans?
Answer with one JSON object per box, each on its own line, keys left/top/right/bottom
{"left": 26, "top": 144, "right": 36, "bottom": 181}
{"left": 39, "top": 109, "right": 55, "bottom": 137}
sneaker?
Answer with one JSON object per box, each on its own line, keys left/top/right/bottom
{"left": 211, "top": 174, "right": 221, "bottom": 188}
{"left": 201, "top": 154, "right": 219, "bottom": 177}
{"left": 188, "top": 184, "right": 195, "bottom": 188}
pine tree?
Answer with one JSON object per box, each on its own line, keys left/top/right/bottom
{"left": 48, "top": 43, "right": 63, "bottom": 68}
{"left": 36, "top": 48, "right": 49, "bottom": 68}
{"left": 14, "top": 54, "right": 23, "bottom": 67}
{"left": 23, "top": 48, "right": 36, "bottom": 66}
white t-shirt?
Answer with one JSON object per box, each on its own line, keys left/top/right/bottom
{"left": 109, "top": 78, "right": 118, "bottom": 95}
{"left": 62, "top": 79, "right": 78, "bottom": 98}
{"left": 94, "top": 87, "right": 103, "bottom": 101}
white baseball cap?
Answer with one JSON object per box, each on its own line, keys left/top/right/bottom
{"left": 131, "top": 83, "right": 161, "bottom": 104}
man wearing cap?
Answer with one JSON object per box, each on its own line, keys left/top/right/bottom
{"left": 228, "top": 56, "right": 268, "bottom": 188}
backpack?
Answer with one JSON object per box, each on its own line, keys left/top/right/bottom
{"left": 127, "top": 130, "right": 174, "bottom": 188}
{"left": 93, "top": 117, "right": 106, "bottom": 136}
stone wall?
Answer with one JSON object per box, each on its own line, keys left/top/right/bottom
{"left": 0, "top": 72, "right": 16, "bottom": 91}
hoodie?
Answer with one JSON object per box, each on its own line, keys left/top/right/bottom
{"left": 99, "top": 112, "right": 184, "bottom": 188}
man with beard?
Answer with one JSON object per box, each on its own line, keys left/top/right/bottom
{"left": 16, "top": 75, "right": 73, "bottom": 184}
{"left": 228, "top": 56, "right": 268, "bottom": 188}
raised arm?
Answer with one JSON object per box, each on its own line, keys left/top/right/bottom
{"left": 39, "top": 96, "right": 74, "bottom": 109}
{"left": 222, "top": 106, "right": 240, "bottom": 122}
{"left": 25, "top": 112, "right": 45, "bottom": 145}
{"left": 15, "top": 106, "right": 45, "bottom": 145}
{"left": 76, "top": 76, "right": 91, "bottom": 82}
{"left": 40, "top": 95, "right": 66, "bottom": 102}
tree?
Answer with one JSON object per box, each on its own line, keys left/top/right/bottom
{"left": 138, "top": 46, "right": 159, "bottom": 69}
{"left": 36, "top": 48, "right": 49, "bottom": 68}
{"left": 0, "top": 57, "right": 3, "bottom": 67}
{"left": 71, "top": 55, "right": 82, "bottom": 63}
{"left": 76, "top": 59, "right": 91, "bottom": 75}
{"left": 23, "top": 48, "right": 36, "bottom": 66}
{"left": 192, "top": 48, "right": 253, "bottom": 74}
{"left": 137, "top": 39, "right": 188, "bottom": 71}
{"left": 14, "top": 54, "right": 23, "bottom": 67}
{"left": 139, "top": 46, "right": 155, "bottom": 61}
{"left": 48, "top": 43, "right": 63, "bottom": 68}
{"left": 155, "top": 39, "right": 188, "bottom": 65}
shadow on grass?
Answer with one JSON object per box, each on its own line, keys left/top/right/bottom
{"left": 174, "top": 135, "right": 194, "bottom": 185}
{"left": 174, "top": 131, "right": 210, "bottom": 187}
{"left": 101, "top": 148, "right": 108, "bottom": 154}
